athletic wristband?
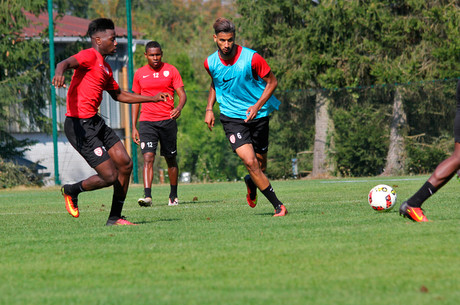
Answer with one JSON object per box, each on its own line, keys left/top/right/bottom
{"left": 206, "top": 109, "right": 213, "bottom": 111}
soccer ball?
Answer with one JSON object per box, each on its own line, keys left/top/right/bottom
{"left": 368, "top": 184, "right": 397, "bottom": 211}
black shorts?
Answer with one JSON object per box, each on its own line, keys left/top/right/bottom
{"left": 219, "top": 114, "right": 270, "bottom": 154}
{"left": 138, "top": 119, "right": 177, "bottom": 157}
{"left": 64, "top": 115, "right": 120, "bottom": 168}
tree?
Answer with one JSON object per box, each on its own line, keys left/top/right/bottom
{"left": 371, "top": 1, "right": 460, "bottom": 173}
{"left": 236, "top": 0, "right": 459, "bottom": 177}
{"left": 0, "top": 1, "right": 49, "bottom": 159}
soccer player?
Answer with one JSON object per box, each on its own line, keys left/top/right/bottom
{"left": 203, "top": 17, "right": 287, "bottom": 217}
{"left": 400, "top": 80, "right": 460, "bottom": 222}
{"left": 52, "top": 18, "right": 172, "bottom": 226}
{"left": 132, "top": 41, "right": 187, "bottom": 207}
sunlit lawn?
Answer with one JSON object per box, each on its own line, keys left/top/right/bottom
{"left": 1, "top": 176, "right": 459, "bottom": 305}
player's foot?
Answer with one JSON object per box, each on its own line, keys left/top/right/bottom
{"left": 138, "top": 197, "right": 152, "bottom": 207}
{"left": 399, "top": 201, "right": 428, "bottom": 222}
{"left": 244, "top": 175, "right": 258, "bottom": 208}
{"left": 273, "top": 204, "right": 288, "bottom": 217}
{"left": 106, "top": 216, "right": 138, "bottom": 226}
{"left": 61, "top": 185, "right": 79, "bottom": 218}
{"left": 168, "top": 198, "right": 179, "bottom": 206}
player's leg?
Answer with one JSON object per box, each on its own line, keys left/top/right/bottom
{"left": 105, "top": 141, "right": 136, "bottom": 225}
{"left": 243, "top": 152, "right": 268, "bottom": 207}
{"left": 138, "top": 121, "right": 159, "bottom": 207}
{"left": 165, "top": 156, "right": 179, "bottom": 206}
{"left": 236, "top": 144, "right": 287, "bottom": 216}
{"left": 400, "top": 142, "right": 460, "bottom": 221}
{"left": 62, "top": 158, "right": 119, "bottom": 218}
{"left": 61, "top": 116, "right": 120, "bottom": 218}
{"left": 401, "top": 82, "right": 460, "bottom": 222}
{"left": 428, "top": 142, "right": 460, "bottom": 189}
{"left": 256, "top": 152, "right": 267, "bottom": 172}
{"left": 159, "top": 119, "right": 179, "bottom": 206}
{"left": 138, "top": 152, "right": 155, "bottom": 206}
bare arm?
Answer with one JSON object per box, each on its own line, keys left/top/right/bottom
{"left": 131, "top": 102, "right": 141, "bottom": 145}
{"left": 170, "top": 86, "right": 187, "bottom": 120}
{"left": 107, "top": 89, "right": 172, "bottom": 104}
{"left": 52, "top": 56, "right": 79, "bottom": 88}
{"left": 245, "top": 71, "right": 278, "bottom": 122}
{"left": 204, "top": 81, "right": 217, "bottom": 131}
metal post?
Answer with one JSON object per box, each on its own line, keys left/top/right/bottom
{"left": 126, "top": 0, "right": 138, "bottom": 183}
{"left": 48, "top": 0, "right": 60, "bottom": 185}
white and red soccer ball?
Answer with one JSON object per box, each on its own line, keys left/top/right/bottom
{"left": 368, "top": 184, "right": 397, "bottom": 211}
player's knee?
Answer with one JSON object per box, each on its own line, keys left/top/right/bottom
{"left": 259, "top": 163, "right": 267, "bottom": 172}
{"left": 165, "top": 156, "right": 177, "bottom": 168}
{"left": 124, "top": 158, "right": 133, "bottom": 174}
{"left": 102, "top": 171, "right": 119, "bottom": 186}
{"left": 244, "top": 158, "right": 260, "bottom": 172}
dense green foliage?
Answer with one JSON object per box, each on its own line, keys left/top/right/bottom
{"left": 0, "top": 1, "right": 50, "bottom": 158}
{"left": 235, "top": 0, "right": 459, "bottom": 177}
{"left": 1, "top": 177, "right": 460, "bottom": 304}
{"left": 334, "top": 105, "right": 389, "bottom": 177}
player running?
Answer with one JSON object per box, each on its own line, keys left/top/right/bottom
{"left": 400, "top": 80, "right": 460, "bottom": 222}
{"left": 132, "top": 41, "right": 187, "bottom": 207}
{"left": 53, "top": 18, "right": 171, "bottom": 226}
{"left": 204, "top": 17, "right": 287, "bottom": 217}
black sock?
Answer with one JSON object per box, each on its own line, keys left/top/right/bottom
{"left": 407, "top": 181, "right": 437, "bottom": 207}
{"left": 170, "top": 185, "right": 178, "bottom": 199}
{"left": 261, "top": 184, "right": 283, "bottom": 209}
{"left": 144, "top": 188, "right": 152, "bottom": 198}
{"left": 244, "top": 175, "right": 257, "bottom": 200}
{"left": 66, "top": 181, "right": 84, "bottom": 196}
{"left": 109, "top": 195, "right": 125, "bottom": 219}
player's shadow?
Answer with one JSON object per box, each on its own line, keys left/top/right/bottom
{"left": 134, "top": 218, "right": 181, "bottom": 225}
{"left": 255, "top": 212, "right": 276, "bottom": 216}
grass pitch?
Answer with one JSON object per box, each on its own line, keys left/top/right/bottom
{"left": 1, "top": 176, "right": 459, "bottom": 305}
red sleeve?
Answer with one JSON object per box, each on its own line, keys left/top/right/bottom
{"left": 72, "top": 49, "right": 93, "bottom": 68}
{"left": 251, "top": 53, "right": 271, "bottom": 79}
{"left": 132, "top": 69, "right": 141, "bottom": 94}
{"left": 204, "top": 59, "right": 211, "bottom": 76}
{"left": 171, "top": 66, "right": 184, "bottom": 89}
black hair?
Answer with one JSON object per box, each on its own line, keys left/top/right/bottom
{"left": 213, "top": 17, "right": 235, "bottom": 35}
{"left": 87, "top": 18, "right": 115, "bottom": 37}
{"left": 145, "top": 41, "right": 162, "bottom": 52}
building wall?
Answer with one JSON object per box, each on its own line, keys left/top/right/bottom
{"left": 12, "top": 129, "right": 124, "bottom": 186}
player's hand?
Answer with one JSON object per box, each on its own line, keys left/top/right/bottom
{"left": 245, "top": 105, "right": 260, "bottom": 122}
{"left": 52, "top": 75, "right": 66, "bottom": 88}
{"left": 132, "top": 128, "right": 140, "bottom": 145}
{"left": 205, "top": 110, "right": 215, "bottom": 131}
{"left": 170, "top": 108, "right": 182, "bottom": 120}
{"left": 153, "top": 92, "right": 172, "bottom": 102}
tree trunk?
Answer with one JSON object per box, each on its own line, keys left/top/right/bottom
{"left": 382, "top": 88, "right": 407, "bottom": 176}
{"left": 312, "top": 91, "right": 334, "bottom": 178}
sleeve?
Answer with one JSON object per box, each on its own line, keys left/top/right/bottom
{"left": 171, "top": 66, "right": 184, "bottom": 90}
{"left": 104, "top": 63, "right": 119, "bottom": 91}
{"left": 72, "top": 49, "right": 92, "bottom": 68}
{"left": 204, "top": 58, "right": 212, "bottom": 76}
{"left": 106, "top": 77, "right": 119, "bottom": 91}
{"left": 251, "top": 53, "right": 271, "bottom": 79}
{"left": 132, "top": 70, "right": 141, "bottom": 94}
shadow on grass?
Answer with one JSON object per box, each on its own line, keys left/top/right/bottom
{"left": 134, "top": 218, "right": 182, "bottom": 225}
